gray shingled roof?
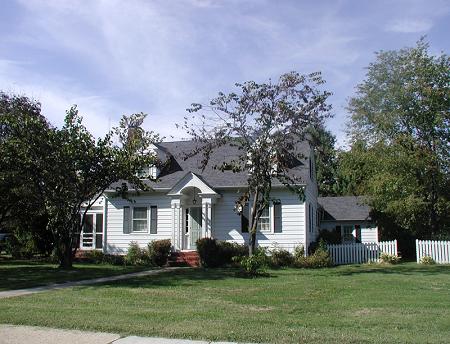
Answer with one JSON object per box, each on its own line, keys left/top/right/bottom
{"left": 318, "top": 196, "right": 372, "bottom": 221}
{"left": 108, "top": 139, "right": 312, "bottom": 191}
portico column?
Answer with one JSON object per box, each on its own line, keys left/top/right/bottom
{"left": 171, "top": 198, "right": 182, "bottom": 250}
{"left": 202, "top": 198, "right": 212, "bottom": 238}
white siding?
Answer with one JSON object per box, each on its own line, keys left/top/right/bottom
{"left": 213, "top": 189, "right": 306, "bottom": 252}
{"left": 105, "top": 193, "right": 173, "bottom": 254}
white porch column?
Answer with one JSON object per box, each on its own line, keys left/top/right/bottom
{"left": 202, "top": 198, "right": 212, "bottom": 238}
{"left": 171, "top": 198, "right": 182, "bottom": 250}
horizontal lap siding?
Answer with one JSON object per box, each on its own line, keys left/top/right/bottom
{"left": 320, "top": 221, "right": 379, "bottom": 243}
{"left": 106, "top": 195, "right": 172, "bottom": 254}
{"left": 213, "top": 190, "right": 306, "bottom": 252}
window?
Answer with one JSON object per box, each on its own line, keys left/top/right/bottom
{"left": 150, "top": 206, "right": 157, "bottom": 234}
{"left": 241, "top": 203, "right": 249, "bottom": 233}
{"left": 132, "top": 207, "right": 148, "bottom": 232}
{"left": 342, "top": 225, "right": 354, "bottom": 243}
{"left": 258, "top": 206, "right": 270, "bottom": 232}
{"left": 273, "top": 201, "right": 282, "bottom": 233}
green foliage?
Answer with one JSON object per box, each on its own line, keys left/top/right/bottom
{"left": 270, "top": 248, "right": 294, "bottom": 268}
{"left": 293, "top": 245, "right": 305, "bottom": 261}
{"left": 308, "top": 125, "right": 339, "bottom": 196}
{"left": 5, "top": 233, "right": 37, "bottom": 259}
{"left": 233, "top": 248, "right": 269, "bottom": 276}
{"left": 295, "top": 244, "right": 333, "bottom": 268}
{"left": 125, "top": 241, "right": 149, "bottom": 266}
{"left": 196, "top": 238, "right": 247, "bottom": 267}
{"left": 148, "top": 239, "right": 172, "bottom": 267}
{"left": 344, "top": 38, "right": 450, "bottom": 239}
{"left": 379, "top": 253, "right": 401, "bottom": 265}
{"left": 419, "top": 256, "right": 435, "bottom": 265}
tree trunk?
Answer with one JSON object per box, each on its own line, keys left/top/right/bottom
{"left": 248, "top": 188, "right": 259, "bottom": 256}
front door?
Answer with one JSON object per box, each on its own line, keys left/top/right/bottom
{"left": 185, "top": 207, "right": 202, "bottom": 250}
{"left": 81, "top": 213, "right": 103, "bottom": 250}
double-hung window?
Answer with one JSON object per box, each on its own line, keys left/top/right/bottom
{"left": 132, "top": 207, "right": 148, "bottom": 232}
{"left": 258, "top": 206, "right": 270, "bottom": 232}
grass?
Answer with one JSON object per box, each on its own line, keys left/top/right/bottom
{"left": 0, "top": 263, "right": 449, "bottom": 343}
{"left": 0, "top": 259, "right": 147, "bottom": 291}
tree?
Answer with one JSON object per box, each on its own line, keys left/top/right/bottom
{"left": 1, "top": 93, "right": 160, "bottom": 267}
{"left": 36, "top": 108, "right": 160, "bottom": 268}
{"left": 0, "top": 93, "right": 53, "bottom": 256}
{"left": 181, "top": 71, "right": 332, "bottom": 254}
{"left": 308, "top": 125, "right": 339, "bottom": 196}
{"left": 346, "top": 38, "right": 450, "bottom": 238}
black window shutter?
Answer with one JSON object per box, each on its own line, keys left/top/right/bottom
{"left": 123, "top": 206, "right": 131, "bottom": 234}
{"left": 150, "top": 206, "right": 157, "bottom": 234}
{"left": 355, "top": 225, "right": 361, "bottom": 242}
{"left": 241, "top": 203, "right": 249, "bottom": 233}
{"left": 274, "top": 202, "right": 282, "bottom": 233}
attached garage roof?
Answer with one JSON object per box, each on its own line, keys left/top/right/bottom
{"left": 318, "top": 196, "right": 372, "bottom": 221}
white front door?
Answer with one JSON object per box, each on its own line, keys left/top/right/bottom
{"left": 184, "top": 207, "right": 202, "bottom": 250}
{"left": 81, "top": 213, "right": 103, "bottom": 250}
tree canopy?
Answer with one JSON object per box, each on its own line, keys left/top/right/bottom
{"left": 344, "top": 38, "right": 450, "bottom": 239}
{"left": 181, "top": 71, "right": 332, "bottom": 254}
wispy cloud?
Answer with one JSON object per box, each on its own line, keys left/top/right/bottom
{"left": 386, "top": 19, "right": 433, "bottom": 33}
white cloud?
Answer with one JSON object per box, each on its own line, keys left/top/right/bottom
{"left": 386, "top": 19, "right": 433, "bottom": 33}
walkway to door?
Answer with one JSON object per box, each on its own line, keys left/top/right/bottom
{"left": 0, "top": 267, "right": 182, "bottom": 299}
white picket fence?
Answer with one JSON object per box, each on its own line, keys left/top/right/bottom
{"left": 327, "top": 240, "right": 398, "bottom": 265}
{"left": 416, "top": 240, "right": 450, "bottom": 264}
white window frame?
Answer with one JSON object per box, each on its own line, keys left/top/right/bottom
{"left": 131, "top": 205, "right": 150, "bottom": 234}
{"left": 258, "top": 205, "right": 271, "bottom": 232}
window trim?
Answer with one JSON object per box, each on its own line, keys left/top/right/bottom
{"left": 258, "top": 205, "right": 271, "bottom": 232}
{"left": 126, "top": 205, "right": 158, "bottom": 235}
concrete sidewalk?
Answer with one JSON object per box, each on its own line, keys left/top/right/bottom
{"left": 0, "top": 325, "right": 248, "bottom": 344}
{"left": 0, "top": 267, "right": 181, "bottom": 299}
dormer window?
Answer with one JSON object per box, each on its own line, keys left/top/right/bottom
{"left": 137, "top": 165, "right": 159, "bottom": 179}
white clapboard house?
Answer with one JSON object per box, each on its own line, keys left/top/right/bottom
{"left": 80, "top": 140, "right": 379, "bottom": 255}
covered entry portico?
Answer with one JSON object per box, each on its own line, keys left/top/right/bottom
{"left": 168, "top": 172, "right": 220, "bottom": 251}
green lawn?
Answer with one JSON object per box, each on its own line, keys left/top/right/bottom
{"left": 0, "top": 263, "right": 449, "bottom": 343}
{"left": 0, "top": 259, "right": 146, "bottom": 291}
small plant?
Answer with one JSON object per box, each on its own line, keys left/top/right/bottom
{"left": 83, "top": 250, "right": 105, "bottom": 264}
{"left": 379, "top": 253, "right": 401, "bottom": 264}
{"left": 294, "top": 243, "right": 332, "bottom": 268}
{"left": 233, "top": 248, "right": 269, "bottom": 277}
{"left": 103, "top": 254, "right": 125, "bottom": 265}
{"left": 420, "top": 256, "right": 435, "bottom": 265}
{"left": 148, "top": 239, "right": 172, "bottom": 266}
{"left": 293, "top": 245, "right": 305, "bottom": 261}
{"left": 270, "top": 248, "right": 294, "bottom": 268}
{"left": 196, "top": 238, "right": 221, "bottom": 267}
{"left": 125, "top": 241, "right": 148, "bottom": 265}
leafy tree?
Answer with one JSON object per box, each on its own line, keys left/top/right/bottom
{"left": 181, "top": 71, "right": 332, "bottom": 254}
{"left": 0, "top": 93, "right": 53, "bottom": 256}
{"left": 1, "top": 93, "right": 160, "bottom": 267}
{"left": 37, "top": 108, "right": 160, "bottom": 268}
{"left": 346, "top": 38, "right": 450, "bottom": 238}
{"left": 308, "top": 125, "right": 339, "bottom": 196}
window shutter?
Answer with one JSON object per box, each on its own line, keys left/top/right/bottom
{"left": 241, "top": 203, "right": 249, "bottom": 233}
{"left": 123, "top": 206, "right": 131, "bottom": 234}
{"left": 355, "top": 225, "right": 361, "bottom": 243}
{"left": 335, "top": 225, "right": 341, "bottom": 242}
{"left": 150, "top": 206, "right": 157, "bottom": 234}
{"left": 273, "top": 202, "right": 282, "bottom": 233}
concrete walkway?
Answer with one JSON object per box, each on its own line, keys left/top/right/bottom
{"left": 0, "top": 325, "right": 248, "bottom": 344}
{"left": 0, "top": 267, "right": 181, "bottom": 299}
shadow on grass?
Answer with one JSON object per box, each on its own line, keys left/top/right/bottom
{"left": 333, "top": 263, "right": 450, "bottom": 276}
{"left": 0, "top": 260, "right": 144, "bottom": 291}
{"left": 89, "top": 267, "right": 278, "bottom": 290}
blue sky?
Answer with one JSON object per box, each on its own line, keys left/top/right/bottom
{"left": 1, "top": 0, "right": 449, "bottom": 146}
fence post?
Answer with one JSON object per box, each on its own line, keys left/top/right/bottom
{"left": 416, "top": 239, "right": 419, "bottom": 263}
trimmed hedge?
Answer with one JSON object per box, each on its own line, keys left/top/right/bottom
{"left": 196, "top": 238, "right": 247, "bottom": 267}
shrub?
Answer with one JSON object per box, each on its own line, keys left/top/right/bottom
{"left": 233, "top": 248, "right": 269, "bottom": 277}
{"left": 419, "top": 256, "right": 435, "bottom": 265}
{"left": 83, "top": 250, "right": 105, "bottom": 264}
{"left": 148, "top": 239, "right": 172, "bottom": 266}
{"left": 5, "top": 233, "right": 37, "bottom": 259}
{"left": 294, "top": 245, "right": 305, "bottom": 261}
{"left": 295, "top": 244, "right": 333, "bottom": 269}
{"left": 196, "top": 238, "right": 247, "bottom": 267}
{"left": 125, "top": 241, "right": 149, "bottom": 265}
{"left": 103, "top": 254, "right": 125, "bottom": 266}
{"left": 270, "top": 248, "right": 294, "bottom": 268}
{"left": 379, "top": 253, "right": 401, "bottom": 264}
